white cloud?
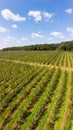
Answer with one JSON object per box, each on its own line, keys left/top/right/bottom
{"left": 12, "top": 24, "right": 17, "bottom": 28}
{"left": 47, "top": 37, "right": 53, "bottom": 41}
{"left": 64, "top": 38, "right": 73, "bottom": 41}
{"left": 66, "top": 27, "right": 73, "bottom": 36}
{"left": 1, "top": 36, "right": 21, "bottom": 48}
{"left": 16, "top": 40, "right": 21, "bottom": 43}
{"left": 66, "top": 27, "right": 73, "bottom": 33}
{"left": 28, "top": 10, "right": 54, "bottom": 22}
{"left": 28, "top": 10, "right": 42, "bottom": 22}
{"left": 0, "top": 36, "right": 28, "bottom": 49}
{"left": 50, "top": 31, "right": 65, "bottom": 38}
{"left": 47, "top": 37, "right": 54, "bottom": 43}
{"left": 3, "top": 36, "right": 16, "bottom": 42}
{"left": 65, "top": 8, "right": 73, "bottom": 14}
{"left": 21, "top": 37, "right": 27, "bottom": 41}
{"left": 43, "top": 12, "right": 54, "bottom": 21}
{"left": 3, "top": 36, "right": 27, "bottom": 43}
{"left": 1, "top": 9, "right": 26, "bottom": 22}
{"left": 32, "top": 32, "right": 44, "bottom": 38}
{"left": 0, "top": 26, "right": 8, "bottom": 33}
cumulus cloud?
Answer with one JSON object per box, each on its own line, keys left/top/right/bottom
{"left": 28, "top": 10, "right": 54, "bottom": 22}
{"left": 65, "top": 8, "right": 73, "bottom": 14}
{"left": 47, "top": 37, "right": 53, "bottom": 41}
{"left": 66, "top": 27, "right": 73, "bottom": 33}
{"left": 1, "top": 9, "right": 26, "bottom": 22}
{"left": 66, "top": 27, "right": 73, "bottom": 36}
{"left": 3, "top": 36, "right": 16, "bottom": 42}
{"left": 2, "top": 36, "right": 27, "bottom": 44}
{"left": 1, "top": 36, "right": 20, "bottom": 49}
{"left": 32, "top": 32, "right": 44, "bottom": 38}
{"left": 0, "top": 36, "right": 28, "bottom": 49}
{"left": 64, "top": 38, "right": 73, "bottom": 42}
{"left": 2, "top": 37, "right": 20, "bottom": 47}
{"left": 47, "top": 37, "right": 54, "bottom": 43}
{"left": 21, "top": 37, "right": 27, "bottom": 41}
{"left": 12, "top": 24, "right": 17, "bottom": 28}
{"left": 0, "top": 26, "right": 8, "bottom": 33}
{"left": 43, "top": 12, "right": 54, "bottom": 21}
{"left": 50, "top": 31, "right": 65, "bottom": 38}
{"left": 28, "top": 10, "right": 42, "bottom": 22}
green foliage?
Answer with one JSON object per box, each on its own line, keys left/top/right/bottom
{"left": 2, "top": 40, "right": 73, "bottom": 51}
{"left": 58, "top": 41, "right": 73, "bottom": 51}
{"left": 0, "top": 51, "right": 73, "bottom": 130}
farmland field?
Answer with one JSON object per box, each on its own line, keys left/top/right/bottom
{"left": 0, "top": 51, "right": 73, "bottom": 130}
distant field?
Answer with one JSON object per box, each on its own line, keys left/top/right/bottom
{"left": 0, "top": 51, "right": 73, "bottom": 130}
{"left": 0, "top": 51, "right": 73, "bottom": 68}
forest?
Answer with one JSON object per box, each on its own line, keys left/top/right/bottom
{"left": 2, "top": 41, "right": 73, "bottom": 51}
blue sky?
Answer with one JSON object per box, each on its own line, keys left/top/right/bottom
{"left": 0, "top": 0, "right": 73, "bottom": 49}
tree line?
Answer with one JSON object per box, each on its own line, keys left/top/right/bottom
{"left": 2, "top": 41, "right": 73, "bottom": 51}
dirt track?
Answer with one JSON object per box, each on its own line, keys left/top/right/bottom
{"left": 0, "top": 58, "right": 73, "bottom": 71}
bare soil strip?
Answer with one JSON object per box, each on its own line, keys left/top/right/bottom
{"left": 0, "top": 58, "right": 73, "bottom": 71}
{"left": 59, "top": 71, "right": 72, "bottom": 130}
